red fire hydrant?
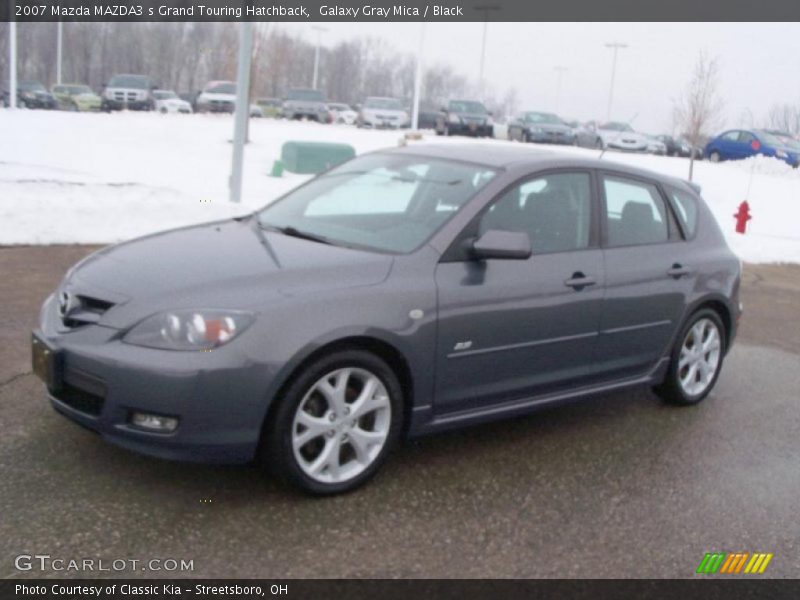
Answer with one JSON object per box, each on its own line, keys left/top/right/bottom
{"left": 734, "top": 201, "right": 752, "bottom": 234}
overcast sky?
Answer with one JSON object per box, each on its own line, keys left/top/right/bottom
{"left": 281, "top": 22, "right": 800, "bottom": 133}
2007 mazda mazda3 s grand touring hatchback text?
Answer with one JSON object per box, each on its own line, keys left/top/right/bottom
{"left": 33, "top": 144, "right": 741, "bottom": 494}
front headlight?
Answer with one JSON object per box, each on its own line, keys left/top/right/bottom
{"left": 123, "top": 309, "right": 255, "bottom": 351}
{"left": 448, "top": 113, "right": 461, "bottom": 124}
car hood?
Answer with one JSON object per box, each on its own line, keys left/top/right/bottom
{"left": 200, "top": 92, "right": 235, "bottom": 101}
{"left": 64, "top": 218, "right": 394, "bottom": 329}
{"left": 454, "top": 112, "right": 489, "bottom": 121}
{"left": 599, "top": 129, "right": 647, "bottom": 143}
{"left": 285, "top": 100, "right": 326, "bottom": 109}
{"left": 527, "top": 123, "right": 572, "bottom": 133}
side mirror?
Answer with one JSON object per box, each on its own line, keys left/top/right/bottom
{"left": 488, "top": 111, "right": 494, "bottom": 117}
{"left": 440, "top": 106, "right": 448, "bottom": 113}
{"left": 471, "top": 230, "right": 532, "bottom": 260}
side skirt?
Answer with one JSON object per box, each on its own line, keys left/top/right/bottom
{"left": 407, "top": 357, "right": 670, "bottom": 437}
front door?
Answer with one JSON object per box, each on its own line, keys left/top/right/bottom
{"left": 434, "top": 171, "right": 606, "bottom": 415}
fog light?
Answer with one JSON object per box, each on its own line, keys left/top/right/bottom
{"left": 131, "top": 412, "right": 179, "bottom": 432}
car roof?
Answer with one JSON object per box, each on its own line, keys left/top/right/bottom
{"left": 382, "top": 143, "right": 694, "bottom": 189}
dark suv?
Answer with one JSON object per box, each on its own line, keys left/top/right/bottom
{"left": 435, "top": 100, "right": 493, "bottom": 137}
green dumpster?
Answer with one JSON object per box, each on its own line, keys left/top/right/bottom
{"left": 280, "top": 141, "right": 356, "bottom": 175}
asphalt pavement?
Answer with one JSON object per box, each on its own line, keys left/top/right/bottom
{"left": 1, "top": 246, "right": 798, "bottom": 578}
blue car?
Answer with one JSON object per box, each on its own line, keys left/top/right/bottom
{"left": 705, "top": 129, "right": 799, "bottom": 167}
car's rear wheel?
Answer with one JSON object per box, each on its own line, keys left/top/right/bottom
{"left": 266, "top": 350, "right": 403, "bottom": 495}
{"left": 709, "top": 151, "right": 721, "bottom": 163}
{"left": 654, "top": 309, "right": 726, "bottom": 405}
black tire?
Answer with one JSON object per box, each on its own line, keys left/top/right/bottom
{"left": 265, "top": 349, "right": 404, "bottom": 495}
{"left": 653, "top": 308, "right": 727, "bottom": 406}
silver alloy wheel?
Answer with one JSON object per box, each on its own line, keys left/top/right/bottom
{"left": 291, "top": 367, "right": 391, "bottom": 484}
{"left": 678, "top": 318, "right": 722, "bottom": 397}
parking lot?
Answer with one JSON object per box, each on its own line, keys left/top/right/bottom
{"left": 1, "top": 244, "right": 798, "bottom": 578}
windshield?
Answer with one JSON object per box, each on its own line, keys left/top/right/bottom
{"left": 755, "top": 131, "right": 786, "bottom": 147}
{"left": 449, "top": 101, "right": 487, "bottom": 114}
{"left": 257, "top": 154, "right": 497, "bottom": 254}
{"left": 524, "top": 112, "right": 561, "bottom": 124}
{"left": 64, "top": 85, "right": 93, "bottom": 95}
{"left": 600, "top": 122, "right": 634, "bottom": 132}
{"left": 108, "top": 75, "right": 150, "bottom": 89}
{"left": 287, "top": 89, "right": 325, "bottom": 102}
{"left": 153, "top": 91, "right": 178, "bottom": 100}
{"left": 205, "top": 82, "right": 236, "bottom": 94}
{"left": 20, "top": 81, "right": 46, "bottom": 92}
{"left": 365, "top": 98, "right": 403, "bottom": 110}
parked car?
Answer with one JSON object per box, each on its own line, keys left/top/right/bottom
{"left": 357, "top": 97, "right": 409, "bottom": 129}
{"left": 593, "top": 122, "right": 649, "bottom": 152}
{"left": 33, "top": 144, "right": 741, "bottom": 495}
{"left": 507, "top": 111, "right": 576, "bottom": 145}
{"left": 645, "top": 135, "right": 667, "bottom": 155}
{"left": 195, "top": 81, "right": 236, "bottom": 113}
{"left": 282, "top": 89, "right": 329, "bottom": 122}
{"left": 152, "top": 90, "right": 192, "bottom": 114}
{"left": 435, "top": 100, "right": 493, "bottom": 137}
{"left": 574, "top": 121, "right": 603, "bottom": 148}
{"left": 256, "top": 97, "right": 283, "bottom": 118}
{"left": 704, "top": 129, "right": 799, "bottom": 167}
{"left": 18, "top": 80, "right": 58, "bottom": 109}
{"left": 102, "top": 74, "right": 155, "bottom": 111}
{"left": 656, "top": 135, "right": 702, "bottom": 159}
{"left": 764, "top": 129, "right": 800, "bottom": 157}
{"left": 51, "top": 84, "right": 101, "bottom": 112}
{"left": 327, "top": 102, "right": 357, "bottom": 125}
{"left": 417, "top": 110, "right": 440, "bottom": 130}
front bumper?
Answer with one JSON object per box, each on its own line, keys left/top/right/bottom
{"left": 607, "top": 143, "right": 648, "bottom": 152}
{"left": 448, "top": 122, "right": 493, "bottom": 137}
{"left": 103, "top": 98, "right": 151, "bottom": 111}
{"left": 527, "top": 131, "right": 576, "bottom": 145}
{"left": 34, "top": 295, "right": 272, "bottom": 465}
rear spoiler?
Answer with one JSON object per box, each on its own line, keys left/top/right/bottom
{"left": 686, "top": 181, "right": 702, "bottom": 195}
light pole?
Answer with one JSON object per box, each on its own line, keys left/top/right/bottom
{"left": 9, "top": 17, "right": 17, "bottom": 109}
{"left": 474, "top": 5, "right": 500, "bottom": 96}
{"left": 229, "top": 21, "right": 254, "bottom": 204}
{"left": 411, "top": 23, "right": 425, "bottom": 130}
{"left": 605, "top": 42, "right": 627, "bottom": 121}
{"left": 553, "top": 66, "right": 568, "bottom": 113}
{"left": 311, "top": 25, "right": 328, "bottom": 91}
{"left": 56, "top": 21, "right": 63, "bottom": 85}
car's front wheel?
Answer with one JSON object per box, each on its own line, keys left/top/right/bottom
{"left": 709, "top": 150, "right": 721, "bottom": 163}
{"left": 266, "top": 350, "right": 403, "bottom": 495}
{"left": 654, "top": 309, "right": 726, "bottom": 405}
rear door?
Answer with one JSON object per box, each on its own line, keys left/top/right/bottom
{"left": 433, "top": 170, "right": 606, "bottom": 415}
{"left": 597, "top": 172, "right": 695, "bottom": 379}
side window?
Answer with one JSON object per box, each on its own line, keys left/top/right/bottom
{"left": 478, "top": 172, "right": 592, "bottom": 255}
{"left": 603, "top": 176, "right": 669, "bottom": 247}
{"left": 738, "top": 131, "right": 756, "bottom": 144}
{"left": 667, "top": 186, "right": 699, "bottom": 238}
{"left": 721, "top": 131, "right": 740, "bottom": 142}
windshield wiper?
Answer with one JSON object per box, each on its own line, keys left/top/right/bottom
{"left": 262, "top": 224, "right": 335, "bottom": 246}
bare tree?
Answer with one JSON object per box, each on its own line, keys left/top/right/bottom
{"left": 765, "top": 103, "right": 800, "bottom": 136}
{"left": 673, "top": 52, "right": 724, "bottom": 181}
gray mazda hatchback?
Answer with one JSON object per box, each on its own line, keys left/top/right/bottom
{"left": 33, "top": 144, "right": 741, "bottom": 494}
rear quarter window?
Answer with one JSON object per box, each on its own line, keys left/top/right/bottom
{"left": 667, "top": 186, "right": 699, "bottom": 238}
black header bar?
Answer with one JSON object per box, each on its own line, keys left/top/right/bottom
{"left": 4, "top": 0, "right": 800, "bottom": 22}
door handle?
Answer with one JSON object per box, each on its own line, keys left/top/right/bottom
{"left": 564, "top": 272, "right": 596, "bottom": 290}
{"left": 667, "top": 263, "right": 693, "bottom": 279}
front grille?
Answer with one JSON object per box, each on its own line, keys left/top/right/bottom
{"left": 51, "top": 375, "right": 106, "bottom": 416}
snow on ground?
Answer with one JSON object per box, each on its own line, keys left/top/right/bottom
{"left": 1, "top": 109, "right": 799, "bottom": 263}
